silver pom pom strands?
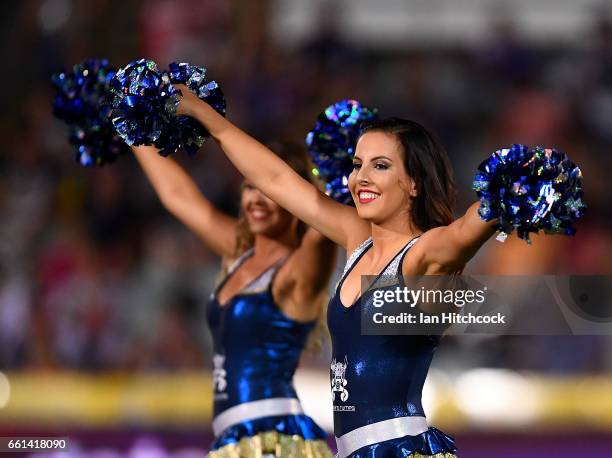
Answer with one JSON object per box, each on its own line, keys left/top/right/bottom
{"left": 108, "top": 59, "right": 226, "bottom": 157}
{"left": 473, "top": 144, "right": 586, "bottom": 243}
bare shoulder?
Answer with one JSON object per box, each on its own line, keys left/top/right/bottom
{"left": 415, "top": 226, "right": 447, "bottom": 248}
{"left": 402, "top": 228, "right": 445, "bottom": 274}
{"left": 330, "top": 203, "right": 371, "bottom": 250}
{"left": 220, "top": 254, "right": 238, "bottom": 273}
{"left": 271, "top": 231, "right": 335, "bottom": 322}
{"left": 345, "top": 231, "right": 373, "bottom": 256}
{"left": 407, "top": 226, "right": 471, "bottom": 275}
{"left": 287, "top": 227, "right": 334, "bottom": 265}
{"left": 274, "top": 228, "right": 335, "bottom": 290}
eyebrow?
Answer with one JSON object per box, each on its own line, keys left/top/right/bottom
{"left": 353, "top": 155, "right": 393, "bottom": 161}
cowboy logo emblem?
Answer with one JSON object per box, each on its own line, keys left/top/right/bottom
{"left": 330, "top": 356, "right": 349, "bottom": 402}
{"left": 212, "top": 353, "right": 227, "bottom": 392}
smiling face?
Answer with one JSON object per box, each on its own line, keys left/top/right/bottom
{"left": 348, "top": 130, "right": 418, "bottom": 226}
{"left": 241, "top": 180, "right": 297, "bottom": 237}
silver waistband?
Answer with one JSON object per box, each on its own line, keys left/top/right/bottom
{"left": 212, "top": 397, "right": 304, "bottom": 437}
{"left": 335, "top": 416, "right": 428, "bottom": 458}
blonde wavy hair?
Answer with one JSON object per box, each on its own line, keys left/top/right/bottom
{"left": 221, "top": 141, "right": 329, "bottom": 353}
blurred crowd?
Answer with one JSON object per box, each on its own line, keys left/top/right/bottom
{"left": 0, "top": 0, "right": 611, "bottom": 374}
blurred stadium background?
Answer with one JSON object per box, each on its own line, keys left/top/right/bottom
{"left": 1, "top": 0, "right": 612, "bottom": 456}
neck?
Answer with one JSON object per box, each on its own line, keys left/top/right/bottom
{"left": 368, "top": 217, "right": 421, "bottom": 262}
{"left": 252, "top": 233, "right": 295, "bottom": 259}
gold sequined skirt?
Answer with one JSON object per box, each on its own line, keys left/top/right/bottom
{"left": 409, "top": 454, "right": 457, "bottom": 458}
{"left": 207, "top": 430, "right": 333, "bottom": 458}
{"left": 206, "top": 430, "right": 458, "bottom": 458}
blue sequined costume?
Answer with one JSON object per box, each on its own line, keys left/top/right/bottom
{"left": 206, "top": 249, "right": 331, "bottom": 457}
{"left": 328, "top": 237, "right": 457, "bottom": 458}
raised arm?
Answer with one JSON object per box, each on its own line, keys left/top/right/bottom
{"left": 175, "top": 86, "right": 370, "bottom": 249}
{"left": 413, "top": 202, "right": 497, "bottom": 274}
{"left": 132, "top": 145, "right": 237, "bottom": 257}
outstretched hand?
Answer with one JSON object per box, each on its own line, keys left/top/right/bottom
{"left": 173, "top": 84, "right": 200, "bottom": 116}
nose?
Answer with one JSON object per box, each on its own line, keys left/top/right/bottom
{"left": 354, "top": 164, "right": 371, "bottom": 185}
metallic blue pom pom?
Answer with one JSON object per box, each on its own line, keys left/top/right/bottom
{"left": 108, "top": 59, "right": 226, "bottom": 157}
{"left": 164, "top": 62, "right": 226, "bottom": 156}
{"left": 306, "top": 99, "right": 379, "bottom": 204}
{"left": 51, "top": 58, "right": 128, "bottom": 166}
{"left": 108, "top": 59, "right": 170, "bottom": 151}
{"left": 473, "top": 144, "right": 586, "bottom": 243}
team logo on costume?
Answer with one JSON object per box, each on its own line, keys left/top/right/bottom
{"left": 330, "top": 356, "right": 349, "bottom": 402}
{"left": 212, "top": 354, "right": 227, "bottom": 392}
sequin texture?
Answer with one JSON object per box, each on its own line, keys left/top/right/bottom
{"left": 108, "top": 59, "right": 226, "bottom": 157}
{"left": 473, "top": 144, "right": 586, "bottom": 243}
{"left": 206, "top": 252, "right": 328, "bottom": 453}
{"left": 306, "top": 100, "right": 379, "bottom": 204}
{"left": 51, "top": 58, "right": 128, "bottom": 166}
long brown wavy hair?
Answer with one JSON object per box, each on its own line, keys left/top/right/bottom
{"left": 223, "top": 141, "right": 328, "bottom": 352}
{"left": 360, "top": 118, "right": 457, "bottom": 229}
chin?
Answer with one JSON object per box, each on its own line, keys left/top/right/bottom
{"left": 248, "top": 224, "right": 270, "bottom": 235}
{"left": 355, "top": 204, "right": 379, "bottom": 220}
{"left": 357, "top": 206, "right": 395, "bottom": 226}
{"left": 250, "top": 220, "right": 284, "bottom": 237}
{"left": 246, "top": 218, "right": 267, "bottom": 232}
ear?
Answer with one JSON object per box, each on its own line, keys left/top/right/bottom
{"left": 408, "top": 177, "right": 418, "bottom": 198}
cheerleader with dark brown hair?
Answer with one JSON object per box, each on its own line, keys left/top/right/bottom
{"left": 173, "top": 87, "right": 584, "bottom": 458}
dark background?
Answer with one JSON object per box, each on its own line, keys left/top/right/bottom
{"left": 0, "top": 1, "right": 611, "bottom": 456}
